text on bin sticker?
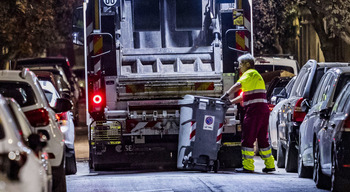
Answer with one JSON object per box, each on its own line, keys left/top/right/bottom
{"left": 199, "top": 102, "right": 206, "bottom": 110}
{"left": 203, "top": 115, "right": 215, "bottom": 130}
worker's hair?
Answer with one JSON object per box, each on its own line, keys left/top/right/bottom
{"left": 238, "top": 53, "right": 255, "bottom": 68}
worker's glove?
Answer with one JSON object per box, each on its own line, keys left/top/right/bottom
{"left": 220, "top": 92, "right": 231, "bottom": 105}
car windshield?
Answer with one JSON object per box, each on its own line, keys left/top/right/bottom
{"left": 0, "top": 82, "right": 37, "bottom": 107}
{"left": 39, "top": 80, "right": 60, "bottom": 108}
{"left": 255, "top": 65, "right": 295, "bottom": 74}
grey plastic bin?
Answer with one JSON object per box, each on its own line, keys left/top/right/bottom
{"left": 177, "top": 95, "right": 228, "bottom": 172}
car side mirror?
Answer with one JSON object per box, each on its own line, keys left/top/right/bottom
{"left": 54, "top": 98, "right": 73, "bottom": 113}
{"left": 320, "top": 108, "right": 330, "bottom": 120}
{"left": 301, "top": 99, "right": 311, "bottom": 113}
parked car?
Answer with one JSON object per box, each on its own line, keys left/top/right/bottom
{"left": 298, "top": 67, "right": 350, "bottom": 180}
{"left": 254, "top": 56, "right": 298, "bottom": 88}
{"left": 0, "top": 94, "right": 49, "bottom": 192}
{"left": 39, "top": 80, "right": 77, "bottom": 174}
{"left": 5, "top": 97, "right": 53, "bottom": 190}
{"left": 13, "top": 57, "right": 80, "bottom": 124}
{"left": 268, "top": 76, "right": 296, "bottom": 160}
{"left": 277, "top": 60, "right": 349, "bottom": 172}
{"left": 316, "top": 81, "right": 350, "bottom": 191}
{"left": 0, "top": 69, "right": 71, "bottom": 192}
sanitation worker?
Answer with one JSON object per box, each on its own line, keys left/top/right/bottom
{"left": 221, "top": 53, "right": 275, "bottom": 173}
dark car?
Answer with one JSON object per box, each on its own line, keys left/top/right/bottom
{"left": 13, "top": 57, "right": 80, "bottom": 124}
{"left": 298, "top": 67, "right": 350, "bottom": 180}
{"left": 316, "top": 81, "right": 350, "bottom": 191}
{"left": 277, "top": 60, "right": 349, "bottom": 172}
{"left": 269, "top": 76, "right": 296, "bottom": 159}
{"left": 266, "top": 76, "right": 294, "bottom": 110}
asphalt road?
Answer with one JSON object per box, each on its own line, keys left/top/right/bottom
{"left": 69, "top": 130, "right": 328, "bottom": 192}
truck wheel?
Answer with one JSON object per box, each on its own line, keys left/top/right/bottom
{"left": 298, "top": 136, "right": 312, "bottom": 178}
{"left": 285, "top": 140, "right": 297, "bottom": 172}
{"left": 313, "top": 144, "right": 330, "bottom": 189}
{"left": 276, "top": 139, "right": 285, "bottom": 168}
{"left": 65, "top": 152, "right": 77, "bottom": 175}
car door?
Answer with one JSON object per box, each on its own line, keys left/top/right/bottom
{"left": 319, "top": 83, "right": 350, "bottom": 175}
{"left": 299, "top": 72, "right": 333, "bottom": 164}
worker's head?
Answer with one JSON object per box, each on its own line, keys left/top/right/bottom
{"left": 238, "top": 53, "right": 254, "bottom": 73}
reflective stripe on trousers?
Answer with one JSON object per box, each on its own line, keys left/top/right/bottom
{"left": 259, "top": 147, "right": 275, "bottom": 169}
{"left": 242, "top": 147, "right": 255, "bottom": 171}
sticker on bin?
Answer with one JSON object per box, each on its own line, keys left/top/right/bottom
{"left": 203, "top": 115, "right": 215, "bottom": 130}
{"left": 199, "top": 102, "right": 206, "bottom": 110}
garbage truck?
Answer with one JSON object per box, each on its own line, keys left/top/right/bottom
{"left": 72, "top": 0, "right": 253, "bottom": 170}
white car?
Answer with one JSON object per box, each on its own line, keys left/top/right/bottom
{"left": 5, "top": 97, "right": 53, "bottom": 190}
{"left": 39, "top": 80, "right": 77, "bottom": 174}
{"left": 0, "top": 69, "right": 71, "bottom": 192}
{"left": 0, "top": 94, "right": 49, "bottom": 192}
{"left": 255, "top": 56, "right": 299, "bottom": 87}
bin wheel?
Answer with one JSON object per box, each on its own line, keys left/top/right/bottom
{"left": 213, "top": 160, "right": 220, "bottom": 173}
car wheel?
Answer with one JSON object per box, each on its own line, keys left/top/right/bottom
{"left": 276, "top": 138, "right": 285, "bottom": 168}
{"left": 65, "top": 152, "right": 77, "bottom": 175}
{"left": 52, "top": 155, "right": 67, "bottom": 192}
{"left": 314, "top": 144, "right": 330, "bottom": 189}
{"left": 331, "top": 148, "right": 348, "bottom": 191}
{"left": 298, "top": 135, "right": 312, "bottom": 178}
{"left": 285, "top": 139, "right": 298, "bottom": 172}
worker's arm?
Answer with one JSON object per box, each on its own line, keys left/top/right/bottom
{"left": 230, "top": 95, "right": 243, "bottom": 104}
{"left": 221, "top": 82, "right": 242, "bottom": 100}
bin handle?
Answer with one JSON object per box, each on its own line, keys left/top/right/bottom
{"left": 181, "top": 119, "right": 196, "bottom": 126}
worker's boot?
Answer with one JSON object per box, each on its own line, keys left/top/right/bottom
{"left": 235, "top": 168, "right": 254, "bottom": 173}
{"left": 262, "top": 167, "right": 276, "bottom": 173}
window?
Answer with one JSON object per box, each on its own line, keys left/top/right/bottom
{"left": 334, "top": 84, "right": 350, "bottom": 113}
{"left": 290, "top": 67, "right": 309, "bottom": 97}
{"left": 0, "top": 82, "right": 37, "bottom": 107}
{"left": 313, "top": 73, "right": 332, "bottom": 105}
{"left": 333, "top": 75, "right": 350, "bottom": 102}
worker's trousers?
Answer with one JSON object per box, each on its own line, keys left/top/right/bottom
{"left": 241, "top": 103, "right": 275, "bottom": 171}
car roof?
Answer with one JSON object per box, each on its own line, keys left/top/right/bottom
{"left": 255, "top": 57, "right": 299, "bottom": 72}
{"left": 15, "top": 57, "right": 69, "bottom": 66}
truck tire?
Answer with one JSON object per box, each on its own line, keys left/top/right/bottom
{"left": 285, "top": 140, "right": 297, "bottom": 172}
{"left": 65, "top": 152, "right": 77, "bottom": 175}
{"left": 276, "top": 139, "right": 285, "bottom": 168}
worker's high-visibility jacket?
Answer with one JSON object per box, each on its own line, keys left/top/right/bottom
{"left": 237, "top": 69, "right": 267, "bottom": 106}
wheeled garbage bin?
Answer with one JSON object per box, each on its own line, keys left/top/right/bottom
{"left": 177, "top": 95, "right": 229, "bottom": 172}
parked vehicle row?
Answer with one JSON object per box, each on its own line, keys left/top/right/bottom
{"left": 0, "top": 66, "right": 76, "bottom": 192}
{"left": 268, "top": 59, "right": 350, "bottom": 191}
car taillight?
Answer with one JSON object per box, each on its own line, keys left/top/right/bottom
{"left": 56, "top": 111, "right": 68, "bottom": 121}
{"left": 268, "top": 104, "right": 275, "bottom": 111}
{"left": 24, "top": 108, "right": 50, "bottom": 127}
{"left": 293, "top": 98, "right": 306, "bottom": 122}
